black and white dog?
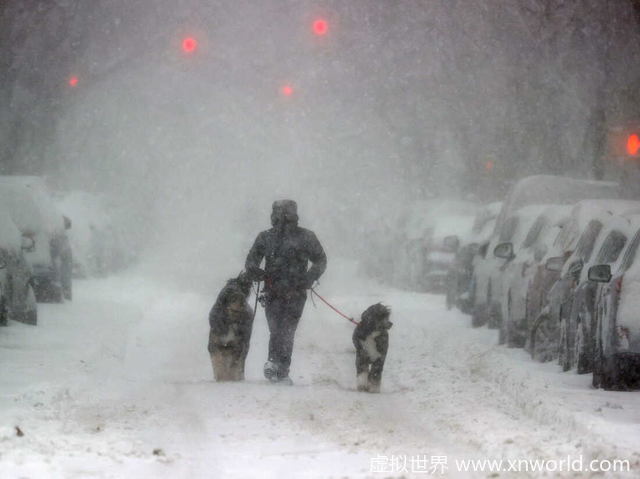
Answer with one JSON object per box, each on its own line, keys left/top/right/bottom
{"left": 352, "top": 303, "right": 392, "bottom": 393}
{"left": 208, "top": 272, "right": 254, "bottom": 381}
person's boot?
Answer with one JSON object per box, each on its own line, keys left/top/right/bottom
{"left": 263, "top": 359, "right": 280, "bottom": 382}
{"left": 276, "top": 369, "right": 293, "bottom": 386}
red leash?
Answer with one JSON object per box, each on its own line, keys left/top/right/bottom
{"left": 310, "top": 287, "right": 360, "bottom": 326}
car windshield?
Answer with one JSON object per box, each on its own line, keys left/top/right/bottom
{"left": 575, "top": 220, "right": 603, "bottom": 263}
{"left": 595, "top": 231, "right": 627, "bottom": 264}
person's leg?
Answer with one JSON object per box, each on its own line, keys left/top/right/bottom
{"left": 264, "top": 299, "right": 286, "bottom": 380}
{"left": 277, "top": 293, "right": 307, "bottom": 378}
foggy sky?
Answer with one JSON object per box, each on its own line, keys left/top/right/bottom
{"left": 2, "top": 0, "right": 640, "bottom": 284}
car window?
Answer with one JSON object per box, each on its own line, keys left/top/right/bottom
{"left": 522, "top": 216, "right": 546, "bottom": 249}
{"left": 574, "top": 220, "right": 602, "bottom": 262}
{"left": 555, "top": 221, "right": 576, "bottom": 250}
{"left": 621, "top": 229, "right": 640, "bottom": 272}
{"left": 499, "top": 216, "right": 519, "bottom": 242}
{"left": 595, "top": 231, "right": 627, "bottom": 264}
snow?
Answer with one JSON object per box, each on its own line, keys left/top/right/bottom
{"left": 0, "top": 176, "right": 64, "bottom": 236}
{"left": 1, "top": 259, "right": 639, "bottom": 478}
{"left": 0, "top": 203, "right": 21, "bottom": 252}
{"left": 495, "top": 176, "right": 620, "bottom": 234}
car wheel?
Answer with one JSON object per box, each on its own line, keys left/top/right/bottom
{"left": 0, "top": 295, "right": 7, "bottom": 327}
{"left": 600, "top": 356, "right": 618, "bottom": 390}
{"left": 471, "top": 304, "right": 488, "bottom": 328}
{"left": 559, "top": 318, "right": 571, "bottom": 371}
{"left": 32, "top": 278, "right": 64, "bottom": 304}
{"left": 574, "top": 319, "right": 591, "bottom": 374}
{"left": 532, "top": 314, "right": 559, "bottom": 363}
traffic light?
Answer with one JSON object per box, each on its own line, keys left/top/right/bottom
{"left": 68, "top": 76, "right": 78, "bottom": 87}
{"left": 281, "top": 85, "right": 294, "bottom": 96}
{"left": 628, "top": 134, "right": 640, "bottom": 156}
{"left": 182, "top": 37, "right": 197, "bottom": 53}
{"left": 313, "top": 19, "right": 328, "bottom": 36}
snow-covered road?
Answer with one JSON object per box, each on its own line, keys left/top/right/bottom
{"left": 1, "top": 261, "right": 639, "bottom": 478}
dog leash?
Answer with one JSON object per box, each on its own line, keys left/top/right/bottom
{"left": 310, "top": 287, "right": 360, "bottom": 326}
{"left": 252, "top": 281, "right": 260, "bottom": 321}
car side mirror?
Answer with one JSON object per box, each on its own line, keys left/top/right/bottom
{"left": 568, "top": 259, "right": 584, "bottom": 276}
{"left": 443, "top": 235, "right": 460, "bottom": 253}
{"left": 545, "top": 256, "right": 564, "bottom": 272}
{"left": 63, "top": 216, "right": 72, "bottom": 230}
{"left": 21, "top": 235, "right": 35, "bottom": 253}
{"left": 588, "top": 264, "right": 612, "bottom": 283}
{"left": 494, "top": 242, "right": 514, "bottom": 260}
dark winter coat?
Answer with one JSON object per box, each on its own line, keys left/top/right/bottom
{"left": 245, "top": 223, "right": 327, "bottom": 299}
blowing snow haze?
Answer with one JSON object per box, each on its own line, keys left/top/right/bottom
{"left": 1, "top": 0, "right": 640, "bottom": 282}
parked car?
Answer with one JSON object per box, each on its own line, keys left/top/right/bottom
{"left": 470, "top": 205, "right": 548, "bottom": 329}
{"left": 523, "top": 200, "right": 637, "bottom": 355}
{"left": 446, "top": 202, "right": 502, "bottom": 312}
{"left": 557, "top": 215, "right": 635, "bottom": 373}
{"left": 493, "top": 175, "right": 619, "bottom": 235}
{"left": 0, "top": 203, "right": 38, "bottom": 325}
{"left": 590, "top": 219, "right": 640, "bottom": 389}
{"left": 471, "top": 175, "right": 620, "bottom": 329}
{"left": 397, "top": 199, "right": 478, "bottom": 292}
{"left": 0, "top": 176, "right": 72, "bottom": 303}
{"left": 496, "top": 205, "right": 573, "bottom": 348}
{"left": 529, "top": 201, "right": 640, "bottom": 363}
{"left": 56, "top": 191, "right": 138, "bottom": 278}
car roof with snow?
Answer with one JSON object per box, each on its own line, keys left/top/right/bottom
{"left": 405, "top": 199, "right": 479, "bottom": 241}
{"left": 494, "top": 175, "right": 619, "bottom": 234}
{"left": 497, "top": 204, "right": 550, "bottom": 249}
{"left": 0, "top": 201, "right": 22, "bottom": 251}
{"left": 0, "top": 176, "right": 64, "bottom": 236}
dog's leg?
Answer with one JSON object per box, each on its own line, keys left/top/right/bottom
{"left": 355, "top": 351, "right": 370, "bottom": 392}
{"left": 368, "top": 358, "right": 385, "bottom": 393}
{"left": 230, "top": 351, "right": 244, "bottom": 381}
{"left": 211, "top": 352, "right": 225, "bottom": 382}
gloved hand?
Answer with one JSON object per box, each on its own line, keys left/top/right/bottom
{"left": 304, "top": 275, "right": 316, "bottom": 290}
{"left": 247, "top": 266, "right": 267, "bottom": 282}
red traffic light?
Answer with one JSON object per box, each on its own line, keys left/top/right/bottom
{"left": 313, "top": 19, "right": 328, "bottom": 36}
{"left": 281, "top": 85, "right": 293, "bottom": 96}
{"left": 628, "top": 134, "right": 640, "bottom": 156}
{"left": 68, "top": 76, "right": 78, "bottom": 87}
{"left": 182, "top": 37, "right": 197, "bottom": 53}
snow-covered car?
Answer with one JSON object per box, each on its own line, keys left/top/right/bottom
{"left": 445, "top": 202, "right": 502, "bottom": 312}
{"left": 528, "top": 202, "right": 640, "bottom": 363}
{"left": 0, "top": 203, "right": 38, "bottom": 325}
{"left": 496, "top": 204, "right": 573, "bottom": 348}
{"left": 557, "top": 208, "right": 640, "bottom": 373}
{"left": 493, "top": 175, "right": 620, "bottom": 235}
{"left": 589, "top": 218, "right": 640, "bottom": 389}
{"left": 470, "top": 205, "right": 548, "bottom": 329}
{"left": 397, "top": 199, "right": 478, "bottom": 292}
{"left": 0, "top": 176, "right": 72, "bottom": 303}
{"left": 523, "top": 200, "right": 637, "bottom": 355}
{"left": 56, "top": 191, "right": 139, "bottom": 278}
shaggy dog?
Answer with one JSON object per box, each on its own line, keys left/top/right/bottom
{"left": 352, "top": 303, "right": 392, "bottom": 393}
{"left": 208, "top": 272, "right": 254, "bottom": 381}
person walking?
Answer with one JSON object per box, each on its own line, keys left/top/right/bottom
{"left": 245, "top": 200, "right": 327, "bottom": 384}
